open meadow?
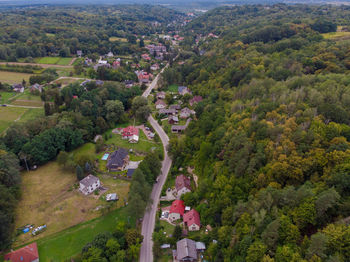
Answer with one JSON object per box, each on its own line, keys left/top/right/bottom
{"left": 35, "top": 57, "right": 73, "bottom": 65}
{"left": 36, "top": 208, "right": 132, "bottom": 262}
{"left": 14, "top": 161, "right": 130, "bottom": 248}
{"left": 0, "top": 71, "right": 32, "bottom": 85}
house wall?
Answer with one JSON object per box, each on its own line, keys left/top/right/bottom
{"left": 189, "top": 224, "right": 200, "bottom": 231}
{"left": 169, "top": 212, "right": 181, "bottom": 221}
{"left": 156, "top": 104, "right": 166, "bottom": 109}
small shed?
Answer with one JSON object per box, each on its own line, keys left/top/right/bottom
{"left": 106, "top": 193, "right": 118, "bottom": 201}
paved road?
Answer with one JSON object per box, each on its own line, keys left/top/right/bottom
{"left": 139, "top": 65, "right": 172, "bottom": 262}
{"left": 142, "top": 65, "right": 168, "bottom": 98}
{"left": 0, "top": 62, "right": 73, "bottom": 69}
{"left": 2, "top": 104, "right": 42, "bottom": 109}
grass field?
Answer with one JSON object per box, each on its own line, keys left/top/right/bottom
{"left": 167, "top": 84, "right": 178, "bottom": 93}
{"left": 18, "top": 108, "right": 44, "bottom": 122}
{"left": 0, "top": 91, "right": 18, "bottom": 104}
{"left": 36, "top": 57, "right": 73, "bottom": 65}
{"left": 0, "top": 106, "right": 27, "bottom": 133}
{"left": 36, "top": 207, "right": 132, "bottom": 261}
{"left": 14, "top": 161, "right": 130, "bottom": 248}
{"left": 322, "top": 31, "right": 350, "bottom": 40}
{"left": 0, "top": 71, "right": 32, "bottom": 85}
{"left": 109, "top": 36, "right": 128, "bottom": 42}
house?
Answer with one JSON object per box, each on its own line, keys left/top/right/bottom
{"left": 169, "top": 200, "right": 185, "bottom": 221}
{"left": 150, "top": 63, "right": 160, "bottom": 71}
{"left": 170, "top": 104, "right": 181, "bottom": 112}
{"left": 77, "top": 50, "right": 83, "bottom": 57}
{"left": 122, "top": 126, "right": 139, "bottom": 139}
{"left": 183, "top": 209, "right": 200, "bottom": 231}
{"left": 178, "top": 86, "right": 190, "bottom": 96}
{"left": 141, "top": 53, "right": 151, "bottom": 61}
{"left": 155, "top": 99, "right": 167, "bottom": 109}
{"left": 106, "top": 193, "right": 118, "bottom": 201}
{"left": 79, "top": 174, "right": 101, "bottom": 195}
{"left": 171, "top": 125, "right": 187, "bottom": 133}
{"left": 124, "top": 80, "right": 134, "bottom": 88}
{"left": 107, "top": 148, "right": 129, "bottom": 171}
{"left": 180, "top": 107, "right": 194, "bottom": 119}
{"left": 189, "top": 96, "right": 203, "bottom": 106}
{"left": 30, "top": 83, "right": 42, "bottom": 93}
{"left": 4, "top": 242, "right": 39, "bottom": 262}
{"left": 159, "top": 108, "right": 176, "bottom": 116}
{"left": 175, "top": 174, "right": 191, "bottom": 197}
{"left": 195, "top": 242, "right": 206, "bottom": 252}
{"left": 106, "top": 51, "right": 114, "bottom": 58}
{"left": 136, "top": 70, "right": 152, "bottom": 84}
{"left": 12, "top": 84, "right": 24, "bottom": 93}
{"left": 81, "top": 80, "right": 91, "bottom": 86}
{"left": 113, "top": 60, "right": 121, "bottom": 69}
{"left": 174, "top": 238, "right": 197, "bottom": 262}
{"left": 156, "top": 91, "right": 166, "bottom": 100}
{"left": 129, "top": 134, "right": 139, "bottom": 143}
{"left": 168, "top": 115, "right": 179, "bottom": 125}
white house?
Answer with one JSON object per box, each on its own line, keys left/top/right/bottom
{"left": 155, "top": 100, "right": 167, "bottom": 109}
{"left": 79, "top": 174, "right": 100, "bottom": 195}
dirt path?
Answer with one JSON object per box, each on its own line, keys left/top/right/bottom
{"left": 0, "top": 62, "right": 73, "bottom": 69}
{"left": 69, "top": 57, "right": 77, "bottom": 66}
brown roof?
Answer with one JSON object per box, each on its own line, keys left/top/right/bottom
{"left": 175, "top": 174, "right": 191, "bottom": 192}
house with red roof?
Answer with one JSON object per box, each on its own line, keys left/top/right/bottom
{"left": 122, "top": 126, "right": 139, "bottom": 142}
{"left": 175, "top": 174, "right": 191, "bottom": 197}
{"left": 183, "top": 209, "right": 201, "bottom": 231}
{"left": 189, "top": 96, "right": 203, "bottom": 106}
{"left": 141, "top": 53, "right": 151, "bottom": 61}
{"left": 4, "top": 242, "right": 39, "bottom": 262}
{"left": 169, "top": 199, "right": 185, "bottom": 222}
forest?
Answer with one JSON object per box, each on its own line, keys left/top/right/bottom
{"left": 164, "top": 4, "right": 350, "bottom": 262}
{"left": 0, "top": 5, "right": 183, "bottom": 61}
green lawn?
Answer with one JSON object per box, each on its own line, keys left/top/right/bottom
{"left": 35, "top": 57, "right": 73, "bottom": 65}
{"left": 167, "top": 84, "right": 178, "bottom": 93}
{"left": 159, "top": 220, "right": 175, "bottom": 237}
{"left": 56, "top": 57, "right": 73, "bottom": 65}
{"left": 109, "top": 36, "right": 128, "bottom": 42}
{"left": 35, "top": 208, "right": 133, "bottom": 262}
{"left": 0, "top": 91, "right": 17, "bottom": 104}
{"left": 18, "top": 108, "right": 44, "bottom": 122}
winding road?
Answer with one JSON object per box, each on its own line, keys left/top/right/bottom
{"left": 140, "top": 65, "right": 172, "bottom": 262}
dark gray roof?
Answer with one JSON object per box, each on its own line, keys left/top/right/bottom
{"left": 159, "top": 108, "right": 176, "bottom": 114}
{"left": 127, "top": 169, "right": 136, "bottom": 178}
{"left": 80, "top": 174, "right": 99, "bottom": 187}
{"left": 107, "top": 148, "right": 128, "bottom": 169}
{"left": 176, "top": 238, "right": 197, "bottom": 260}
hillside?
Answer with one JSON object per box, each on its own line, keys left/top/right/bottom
{"left": 163, "top": 4, "right": 350, "bottom": 261}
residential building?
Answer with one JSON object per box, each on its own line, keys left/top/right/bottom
{"left": 155, "top": 99, "right": 167, "bottom": 109}
{"left": 113, "top": 60, "right": 121, "bottom": 69}
{"left": 174, "top": 238, "right": 197, "bottom": 262}
{"left": 122, "top": 126, "right": 139, "bottom": 139}
{"left": 178, "top": 86, "right": 190, "bottom": 96}
{"left": 4, "top": 242, "right": 39, "bottom": 262}
{"left": 169, "top": 200, "right": 185, "bottom": 221}
{"left": 12, "top": 84, "right": 24, "bottom": 93}
{"left": 30, "top": 83, "right": 42, "bottom": 93}
{"left": 156, "top": 91, "right": 166, "bottom": 100}
{"left": 183, "top": 209, "right": 200, "bottom": 231}
{"left": 150, "top": 63, "right": 160, "bottom": 71}
{"left": 79, "top": 175, "right": 100, "bottom": 195}
{"left": 169, "top": 104, "right": 181, "bottom": 112}
{"left": 106, "top": 51, "right": 114, "bottom": 58}
{"left": 168, "top": 115, "right": 179, "bottom": 125}
{"left": 175, "top": 174, "right": 191, "bottom": 197}
{"left": 124, "top": 80, "right": 134, "bottom": 88}
{"left": 171, "top": 125, "right": 187, "bottom": 133}
{"left": 77, "top": 50, "right": 83, "bottom": 57}
{"left": 159, "top": 108, "right": 176, "bottom": 116}
{"left": 107, "top": 148, "right": 129, "bottom": 171}
{"left": 180, "top": 107, "right": 194, "bottom": 119}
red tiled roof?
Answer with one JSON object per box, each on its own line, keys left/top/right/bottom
{"left": 175, "top": 174, "right": 191, "bottom": 192}
{"left": 4, "top": 242, "right": 39, "bottom": 262}
{"left": 122, "top": 126, "right": 139, "bottom": 137}
{"left": 169, "top": 200, "right": 185, "bottom": 216}
{"left": 189, "top": 96, "right": 203, "bottom": 105}
{"left": 183, "top": 209, "right": 200, "bottom": 227}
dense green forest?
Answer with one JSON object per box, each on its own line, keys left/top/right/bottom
{"left": 0, "top": 5, "right": 182, "bottom": 60}
{"left": 165, "top": 4, "right": 350, "bottom": 261}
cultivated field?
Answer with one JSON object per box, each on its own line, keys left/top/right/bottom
{"left": 14, "top": 161, "right": 130, "bottom": 247}
{"left": 35, "top": 57, "right": 73, "bottom": 65}
{"left": 0, "top": 71, "right": 32, "bottom": 85}
{"left": 0, "top": 106, "right": 28, "bottom": 133}
{"left": 109, "top": 36, "right": 128, "bottom": 42}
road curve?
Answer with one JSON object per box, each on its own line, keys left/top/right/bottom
{"left": 140, "top": 65, "right": 172, "bottom": 262}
